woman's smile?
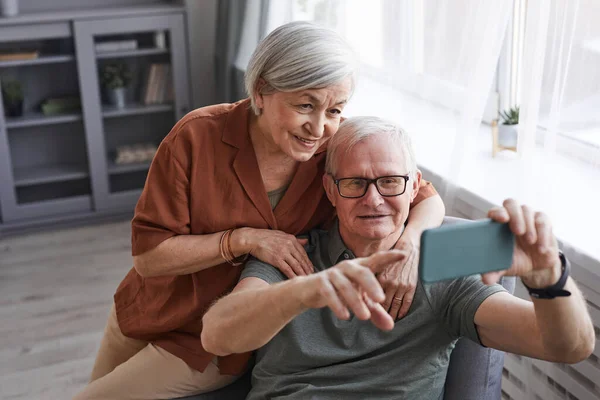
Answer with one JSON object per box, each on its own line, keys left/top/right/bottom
{"left": 293, "top": 134, "right": 318, "bottom": 148}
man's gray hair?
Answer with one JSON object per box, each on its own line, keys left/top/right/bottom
{"left": 326, "top": 116, "right": 417, "bottom": 177}
{"left": 245, "top": 21, "right": 358, "bottom": 115}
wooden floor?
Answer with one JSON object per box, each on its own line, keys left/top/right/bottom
{"left": 0, "top": 220, "right": 133, "bottom": 400}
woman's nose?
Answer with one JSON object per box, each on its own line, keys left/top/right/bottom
{"left": 306, "top": 113, "right": 327, "bottom": 138}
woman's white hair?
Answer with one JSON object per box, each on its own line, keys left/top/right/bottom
{"left": 245, "top": 21, "right": 358, "bottom": 115}
{"left": 326, "top": 116, "right": 417, "bottom": 177}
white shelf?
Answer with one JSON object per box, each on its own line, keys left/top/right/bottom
{"left": 0, "top": 5, "right": 185, "bottom": 27}
{"left": 102, "top": 103, "right": 173, "bottom": 118}
{"left": 96, "top": 47, "right": 169, "bottom": 59}
{"left": 0, "top": 54, "right": 75, "bottom": 68}
{"left": 13, "top": 164, "right": 89, "bottom": 187}
{"left": 5, "top": 112, "right": 82, "bottom": 129}
{"left": 107, "top": 160, "right": 150, "bottom": 175}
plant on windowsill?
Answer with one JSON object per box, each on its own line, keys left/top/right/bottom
{"left": 1, "top": 78, "right": 23, "bottom": 117}
{"left": 492, "top": 106, "right": 519, "bottom": 157}
{"left": 100, "top": 61, "right": 132, "bottom": 109}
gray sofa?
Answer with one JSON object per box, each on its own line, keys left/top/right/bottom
{"left": 177, "top": 217, "right": 516, "bottom": 399}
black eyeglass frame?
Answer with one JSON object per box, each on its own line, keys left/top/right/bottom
{"left": 332, "top": 175, "right": 411, "bottom": 199}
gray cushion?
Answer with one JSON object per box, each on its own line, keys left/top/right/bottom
{"left": 443, "top": 275, "right": 515, "bottom": 400}
{"left": 175, "top": 371, "right": 251, "bottom": 400}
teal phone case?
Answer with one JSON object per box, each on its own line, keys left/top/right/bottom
{"left": 418, "top": 219, "right": 515, "bottom": 283}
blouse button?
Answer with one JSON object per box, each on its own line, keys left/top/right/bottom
{"left": 343, "top": 253, "right": 350, "bottom": 259}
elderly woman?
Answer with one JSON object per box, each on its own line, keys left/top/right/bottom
{"left": 75, "top": 22, "right": 444, "bottom": 399}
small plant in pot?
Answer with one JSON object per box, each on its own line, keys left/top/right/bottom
{"left": 498, "top": 106, "right": 519, "bottom": 149}
{"left": 1, "top": 79, "right": 24, "bottom": 117}
{"left": 100, "top": 61, "right": 131, "bottom": 109}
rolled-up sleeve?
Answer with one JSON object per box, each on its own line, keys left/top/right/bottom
{"left": 240, "top": 257, "right": 287, "bottom": 285}
{"left": 411, "top": 179, "right": 438, "bottom": 208}
{"left": 131, "top": 136, "right": 191, "bottom": 256}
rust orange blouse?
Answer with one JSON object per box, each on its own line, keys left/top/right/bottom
{"left": 114, "top": 99, "right": 438, "bottom": 375}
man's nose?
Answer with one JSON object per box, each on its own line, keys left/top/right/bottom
{"left": 361, "top": 182, "right": 384, "bottom": 207}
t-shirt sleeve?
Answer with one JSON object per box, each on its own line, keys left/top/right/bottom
{"left": 240, "top": 257, "right": 287, "bottom": 285}
{"left": 410, "top": 179, "right": 438, "bottom": 208}
{"left": 130, "top": 135, "right": 191, "bottom": 256}
{"left": 424, "top": 276, "right": 506, "bottom": 344}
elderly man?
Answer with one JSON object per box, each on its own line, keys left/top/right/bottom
{"left": 201, "top": 117, "right": 595, "bottom": 399}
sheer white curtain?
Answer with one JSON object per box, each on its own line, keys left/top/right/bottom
{"left": 516, "top": 0, "right": 600, "bottom": 255}
{"left": 266, "top": 0, "right": 512, "bottom": 201}
{"left": 520, "top": 0, "right": 600, "bottom": 167}
{"left": 263, "top": 0, "right": 600, "bottom": 258}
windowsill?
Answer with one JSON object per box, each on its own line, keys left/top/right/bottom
{"left": 344, "top": 76, "right": 600, "bottom": 278}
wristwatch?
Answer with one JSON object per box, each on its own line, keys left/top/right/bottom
{"left": 523, "top": 251, "right": 572, "bottom": 299}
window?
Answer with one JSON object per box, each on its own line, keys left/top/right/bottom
{"left": 285, "top": 0, "right": 507, "bottom": 118}
{"left": 501, "top": 0, "right": 600, "bottom": 164}
{"left": 284, "top": 0, "right": 600, "bottom": 165}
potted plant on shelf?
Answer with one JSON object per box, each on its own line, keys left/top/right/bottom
{"left": 1, "top": 79, "right": 23, "bottom": 117}
{"left": 100, "top": 61, "right": 131, "bottom": 109}
{"left": 492, "top": 106, "right": 519, "bottom": 156}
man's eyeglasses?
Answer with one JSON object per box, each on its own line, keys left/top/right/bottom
{"left": 332, "top": 175, "right": 411, "bottom": 198}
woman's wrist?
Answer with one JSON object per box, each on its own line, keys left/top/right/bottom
{"left": 398, "top": 226, "right": 420, "bottom": 248}
{"left": 230, "top": 227, "right": 254, "bottom": 257}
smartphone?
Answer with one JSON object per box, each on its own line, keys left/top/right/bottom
{"left": 418, "top": 219, "right": 515, "bottom": 283}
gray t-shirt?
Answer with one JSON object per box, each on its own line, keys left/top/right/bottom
{"left": 240, "top": 223, "right": 505, "bottom": 400}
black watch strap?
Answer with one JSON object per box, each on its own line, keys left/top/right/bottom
{"left": 523, "top": 251, "right": 571, "bottom": 299}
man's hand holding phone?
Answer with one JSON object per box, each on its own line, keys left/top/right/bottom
{"left": 483, "top": 199, "right": 562, "bottom": 288}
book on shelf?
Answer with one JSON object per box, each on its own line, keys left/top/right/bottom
{"left": 142, "top": 63, "right": 173, "bottom": 105}
{"left": 95, "top": 40, "right": 138, "bottom": 53}
{"left": 0, "top": 50, "right": 39, "bottom": 61}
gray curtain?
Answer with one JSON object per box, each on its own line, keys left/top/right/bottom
{"left": 214, "top": 0, "right": 270, "bottom": 104}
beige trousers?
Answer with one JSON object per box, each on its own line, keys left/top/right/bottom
{"left": 73, "top": 304, "right": 239, "bottom": 400}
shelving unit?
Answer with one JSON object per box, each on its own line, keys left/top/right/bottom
{"left": 0, "top": 3, "right": 191, "bottom": 233}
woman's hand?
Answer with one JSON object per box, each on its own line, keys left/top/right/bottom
{"left": 233, "top": 228, "right": 313, "bottom": 278}
{"left": 378, "top": 235, "right": 419, "bottom": 320}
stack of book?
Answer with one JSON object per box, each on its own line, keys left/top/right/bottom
{"left": 142, "top": 63, "right": 173, "bottom": 105}
{"left": 113, "top": 143, "right": 158, "bottom": 165}
{"left": 0, "top": 50, "right": 39, "bottom": 61}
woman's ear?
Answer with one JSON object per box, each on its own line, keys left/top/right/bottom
{"left": 254, "top": 78, "right": 267, "bottom": 110}
{"left": 323, "top": 174, "right": 337, "bottom": 207}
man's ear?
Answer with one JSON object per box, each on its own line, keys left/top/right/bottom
{"left": 323, "top": 173, "right": 337, "bottom": 207}
{"left": 409, "top": 170, "right": 422, "bottom": 203}
{"left": 254, "top": 78, "right": 267, "bottom": 110}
